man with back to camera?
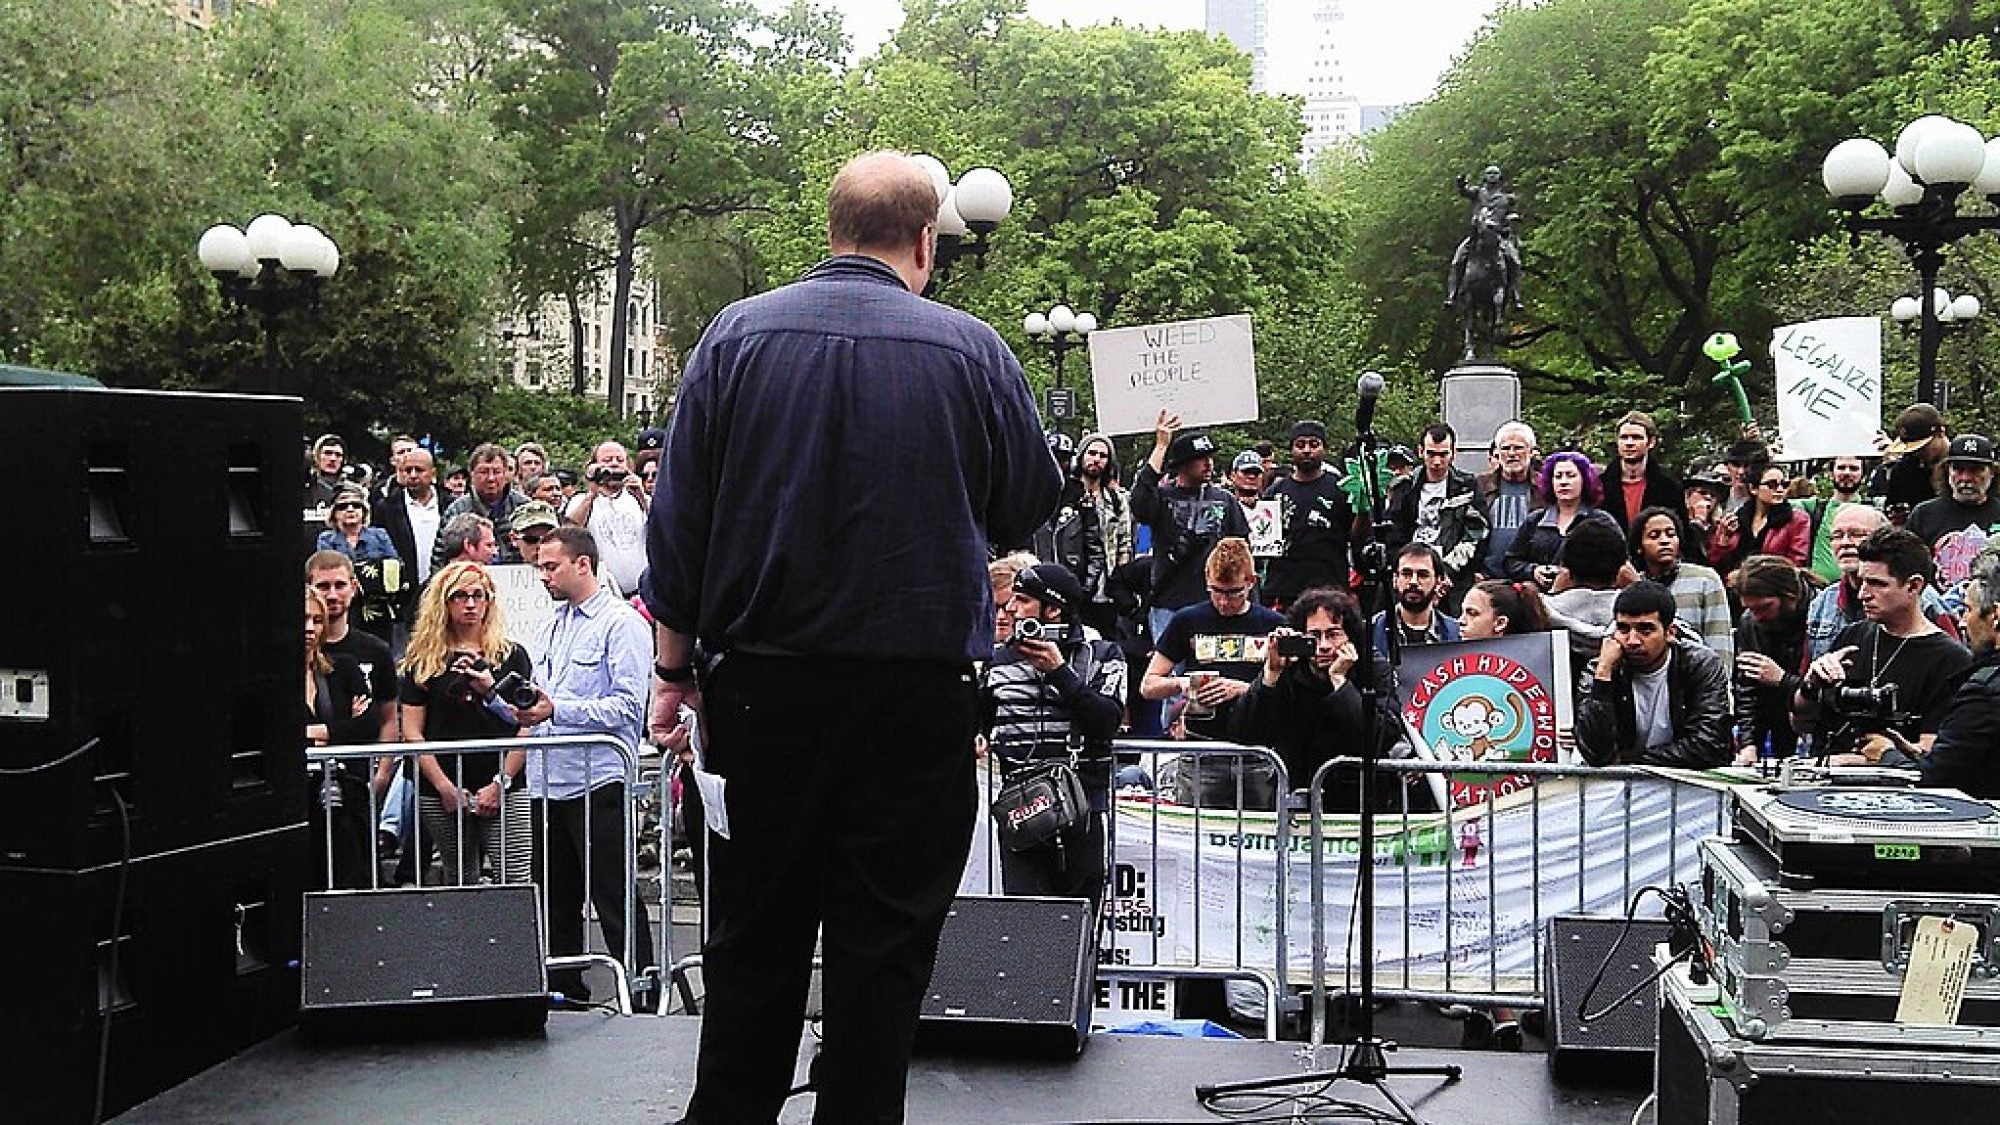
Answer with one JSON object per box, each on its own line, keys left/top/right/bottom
{"left": 642, "top": 151, "right": 1059, "bottom": 1125}
{"left": 1793, "top": 526, "right": 1971, "bottom": 761}
{"left": 1573, "top": 580, "right": 1733, "bottom": 768}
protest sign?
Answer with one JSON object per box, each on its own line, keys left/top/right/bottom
{"left": 1245, "top": 499, "right": 1282, "bottom": 556}
{"left": 1396, "top": 632, "right": 1574, "bottom": 808}
{"left": 1087, "top": 314, "right": 1257, "bottom": 436}
{"left": 1772, "top": 317, "right": 1882, "bottom": 460}
{"left": 490, "top": 563, "right": 556, "bottom": 663}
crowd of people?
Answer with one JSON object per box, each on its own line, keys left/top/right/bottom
{"left": 285, "top": 151, "right": 2000, "bottom": 1118}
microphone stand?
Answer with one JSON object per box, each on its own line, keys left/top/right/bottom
{"left": 1195, "top": 414, "right": 1461, "bottom": 1122}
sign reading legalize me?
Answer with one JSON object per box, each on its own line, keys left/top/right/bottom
{"left": 1772, "top": 317, "right": 1882, "bottom": 460}
{"left": 1087, "top": 314, "right": 1258, "bottom": 436}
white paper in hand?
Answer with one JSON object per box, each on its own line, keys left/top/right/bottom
{"left": 682, "top": 704, "right": 729, "bottom": 840}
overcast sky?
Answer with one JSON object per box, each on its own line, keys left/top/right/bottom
{"left": 803, "top": 0, "right": 1501, "bottom": 107}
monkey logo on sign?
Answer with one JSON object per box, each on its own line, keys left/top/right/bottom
{"left": 1400, "top": 641, "right": 1560, "bottom": 808}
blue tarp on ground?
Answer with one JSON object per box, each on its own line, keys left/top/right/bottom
{"left": 1106, "top": 1018, "right": 1244, "bottom": 1039}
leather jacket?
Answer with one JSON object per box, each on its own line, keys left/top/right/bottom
{"left": 1575, "top": 637, "right": 1733, "bottom": 768}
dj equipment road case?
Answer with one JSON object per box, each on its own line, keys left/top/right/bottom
{"left": 1696, "top": 834, "right": 2000, "bottom": 972}
{"left": 1655, "top": 968, "right": 2000, "bottom": 1124}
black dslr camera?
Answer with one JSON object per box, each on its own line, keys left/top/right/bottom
{"left": 1824, "top": 682, "right": 1912, "bottom": 747}
{"left": 1010, "top": 618, "right": 1079, "bottom": 646}
{"left": 586, "top": 463, "right": 629, "bottom": 485}
{"left": 491, "top": 670, "right": 538, "bottom": 709}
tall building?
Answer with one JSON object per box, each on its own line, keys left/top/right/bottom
{"left": 140, "top": 0, "right": 261, "bottom": 31}
{"left": 1299, "top": 1, "right": 1364, "bottom": 167}
{"left": 498, "top": 273, "right": 667, "bottom": 421}
{"left": 1205, "top": 0, "right": 1268, "bottom": 93}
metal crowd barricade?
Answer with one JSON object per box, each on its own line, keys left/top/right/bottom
{"left": 307, "top": 734, "right": 670, "bottom": 1016}
{"left": 1302, "top": 755, "right": 1733, "bottom": 1046}
{"left": 963, "top": 738, "right": 1291, "bottom": 1040}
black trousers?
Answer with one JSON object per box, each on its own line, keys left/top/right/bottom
{"left": 532, "top": 782, "right": 655, "bottom": 999}
{"left": 684, "top": 655, "right": 978, "bottom": 1125}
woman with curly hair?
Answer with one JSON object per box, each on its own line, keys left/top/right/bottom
{"left": 398, "top": 560, "right": 533, "bottom": 884}
{"left": 1502, "top": 451, "right": 1623, "bottom": 591}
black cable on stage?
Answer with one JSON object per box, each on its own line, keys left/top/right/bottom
{"left": 1576, "top": 883, "right": 1707, "bottom": 1024}
{"left": 0, "top": 735, "right": 102, "bottom": 776}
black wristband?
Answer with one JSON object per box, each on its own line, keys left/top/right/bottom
{"left": 654, "top": 663, "right": 695, "bottom": 684}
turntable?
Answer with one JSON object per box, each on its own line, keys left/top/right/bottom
{"left": 1733, "top": 786, "right": 2000, "bottom": 892}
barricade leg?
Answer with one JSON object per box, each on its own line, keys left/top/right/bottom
{"left": 534, "top": 783, "right": 652, "bottom": 1001}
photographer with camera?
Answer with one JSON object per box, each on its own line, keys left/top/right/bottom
{"left": 1868, "top": 561, "right": 2000, "bottom": 796}
{"left": 1131, "top": 411, "right": 1251, "bottom": 643}
{"left": 1229, "top": 585, "right": 1417, "bottom": 812}
{"left": 1795, "top": 526, "right": 1971, "bottom": 761}
{"left": 566, "top": 440, "right": 650, "bottom": 595}
{"left": 979, "top": 563, "right": 1126, "bottom": 903}
{"left": 397, "top": 560, "right": 532, "bottom": 885}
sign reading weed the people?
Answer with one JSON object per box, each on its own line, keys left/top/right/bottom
{"left": 1088, "top": 314, "right": 1258, "bottom": 436}
{"left": 1773, "top": 316, "right": 1882, "bottom": 460}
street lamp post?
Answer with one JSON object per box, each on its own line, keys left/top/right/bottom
{"left": 1822, "top": 115, "right": 2000, "bottom": 406}
{"left": 1023, "top": 303, "right": 1098, "bottom": 434}
{"left": 197, "top": 214, "right": 341, "bottom": 394}
{"left": 1891, "top": 287, "right": 1982, "bottom": 409}
{"left": 911, "top": 155, "right": 1013, "bottom": 293}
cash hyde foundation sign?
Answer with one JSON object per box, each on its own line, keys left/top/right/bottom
{"left": 1397, "top": 633, "right": 1570, "bottom": 808}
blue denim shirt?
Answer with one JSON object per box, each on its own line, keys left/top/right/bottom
{"left": 528, "top": 586, "right": 651, "bottom": 798}
{"left": 642, "top": 254, "right": 1060, "bottom": 665}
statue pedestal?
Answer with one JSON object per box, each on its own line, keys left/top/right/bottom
{"left": 1440, "top": 363, "right": 1521, "bottom": 474}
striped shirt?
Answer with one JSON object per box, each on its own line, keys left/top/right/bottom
{"left": 1662, "top": 563, "right": 1734, "bottom": 660}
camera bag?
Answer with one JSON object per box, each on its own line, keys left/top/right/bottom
{"left": 990, "top": 753, "right": 1089, "bottom": 854}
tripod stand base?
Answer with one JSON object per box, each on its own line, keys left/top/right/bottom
{"left": 1196, "top": 1036, "right": 1463, "bottom": 1125}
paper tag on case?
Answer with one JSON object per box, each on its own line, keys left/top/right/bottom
{"left": 1896, "top": 915, "right": 1977, "bottom": 1026}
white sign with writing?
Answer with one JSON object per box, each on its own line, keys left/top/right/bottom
{"left": 1245, "top": 499, "right": 1283, "bottom": 557}
{"left": 1087, "top": 314, "right": 1258, "bottom": 436}
{"left": 1772, "top": 317, "right": 1882, "bottom": 460}
{"left": 490, "top": 563, "right": 556, "bottom": 663}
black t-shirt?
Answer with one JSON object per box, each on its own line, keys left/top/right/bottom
{"left": 1906, "top": 495, "right": 2000, "bottom": 544}
{"left": 1156, "top": 601, "right": 1284, "bottom": 739}
{"left": 398, "top": 645, "right": 534, "bottom": 795}
{"left": 1262, "top": 471, "right": 1352, "bottom": 601}
{"left": 1820, "top": 622, "right": 1972, "bottom": 749}
{"left": 323, "top": 628, "right": 396, "bottom": 710}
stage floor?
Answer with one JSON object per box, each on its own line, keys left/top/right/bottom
{"left": 119, "top": 1012, "right": 1649, "bottom": 1124}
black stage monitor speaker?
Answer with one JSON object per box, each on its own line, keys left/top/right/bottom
{"left": 1544, "top": 913, "right": 1673, "bottom": 1081}
{"left": 0, "top": 825, "right": 305, "bottom": 1125}
{"left": 300, "top": 884, "right": 548, "bottom": 1038}
{"left": 917, "top": 895, "right": 1095, "bottom": 1058}
{"left": 0, "top": 387, "right": 304, "bottom": 870}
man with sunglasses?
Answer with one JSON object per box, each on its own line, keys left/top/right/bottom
{"left": 1906, "top": 434, "right": 2000, "bottom": 589}
{"left": 508, "top": 500, "right": 561, "bottom": 564}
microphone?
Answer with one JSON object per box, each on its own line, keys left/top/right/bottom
{"left": 1354, "top": 371, "right": 1385, "bottom": 436}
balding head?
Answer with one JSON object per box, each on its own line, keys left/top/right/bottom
{"left": 1830, "top": 503, "right": 1888, "bottom": 578}
{"left": 827, "top": 151, "right": 938, "bottom": 290}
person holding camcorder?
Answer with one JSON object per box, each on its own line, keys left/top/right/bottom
{"left": 1794, "top": 527, "right": 1969, "bottom": 762}
{"left": 980, "top": 564, "right": 1127, "bottom": 905}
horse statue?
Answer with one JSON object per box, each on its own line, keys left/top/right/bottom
{"left": 1450, "top": 211, "right": 1511, "bottom": 361}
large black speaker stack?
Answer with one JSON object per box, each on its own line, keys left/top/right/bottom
{"left": 0, "top": 387, "right": 307, "bottom": 1123}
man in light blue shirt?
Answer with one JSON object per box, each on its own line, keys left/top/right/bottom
{"left": 514, "top": 525, "right": 656, "bottom": 1003}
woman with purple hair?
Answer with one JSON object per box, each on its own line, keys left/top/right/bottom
{"left": 1501, "top": 451, "right": 1623, "bottom": 591}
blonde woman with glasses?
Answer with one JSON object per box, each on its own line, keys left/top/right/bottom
{"left": 397, "top": 560, "right": 533, "bottom": 884}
